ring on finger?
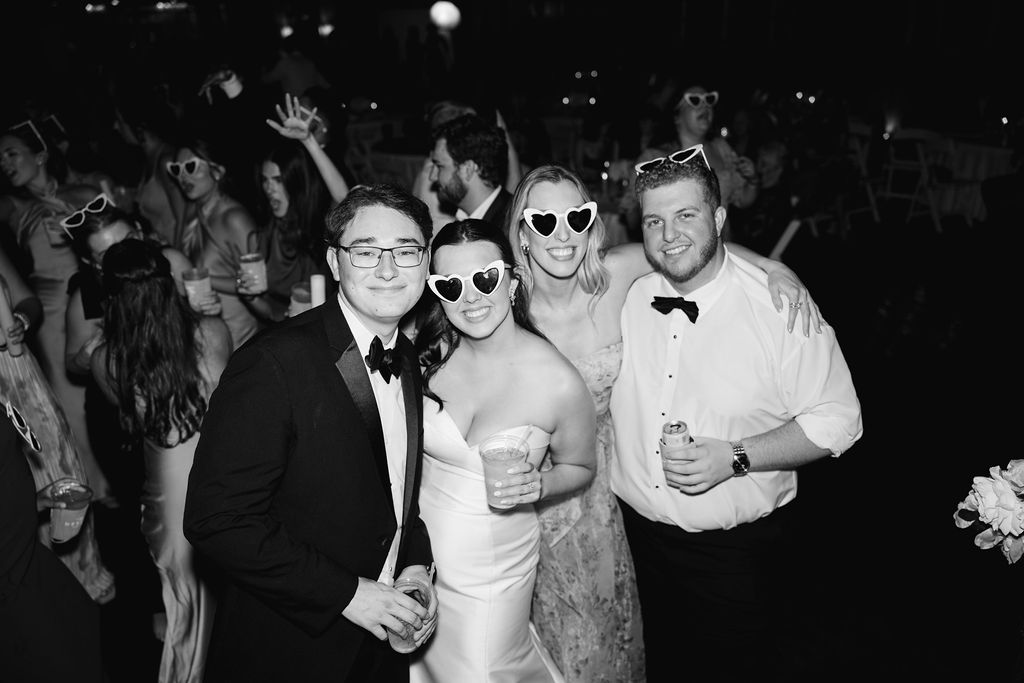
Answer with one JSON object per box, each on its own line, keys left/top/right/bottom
{"left": 789, "top": 301, "right": 803, "bottom": 309}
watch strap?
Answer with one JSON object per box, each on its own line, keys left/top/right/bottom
{"left": 731, "top": 441, "right": 750, "bottom": 477}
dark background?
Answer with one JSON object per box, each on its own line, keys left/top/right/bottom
{"left": 3, "top": 1, "right": 1021, "bottom": 681}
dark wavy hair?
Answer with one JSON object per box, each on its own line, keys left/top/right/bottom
{"left": 100, "top": 238, "right": 207, "bottom": 447}
{"left": 261, "top": 141, "right": 330, "bottom": 258}
{"left": 433, "top": 114, "right": 508, "bottom": 190}
{"left": 415, "top": 218, "right": 545, "bottom": 407}
{"left": 324, "top": 183, "right": 432, "bottom": 248}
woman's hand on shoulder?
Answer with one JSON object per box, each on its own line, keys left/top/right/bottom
{"left": 763, "top": 261, "right": 823, "bottom": 336}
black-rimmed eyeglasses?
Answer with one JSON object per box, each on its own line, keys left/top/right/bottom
{"left": 336, "top": 245, "right": 427, "bottom": 268}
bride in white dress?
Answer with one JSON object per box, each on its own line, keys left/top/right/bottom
{"left": 411, "top": 219, "right": 597, "bottom": 683}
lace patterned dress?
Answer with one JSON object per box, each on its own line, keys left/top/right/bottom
{"left": 0, "top": 340, "right": 115, "bottom": 604}
{"left": 532, "top": 341, "right": 646, "bottom": 682}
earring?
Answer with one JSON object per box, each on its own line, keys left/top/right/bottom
{"left": 509, "top": 279, "right": 519, "bottom": 306}
{"left": 521, "top": 243, "right": 530, "bottom": 255}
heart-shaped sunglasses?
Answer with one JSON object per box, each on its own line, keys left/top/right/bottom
{"left": 165, "top": 156, "right": 208, "bottom": 179}
{"left": 522, "top": 201, "right": 598, "bottom": 238}
{"left": 427, "top": 259, "right": 509, "bottom": 303}
{"left": 679, "top": 91, "right": 719, "bottom": 108}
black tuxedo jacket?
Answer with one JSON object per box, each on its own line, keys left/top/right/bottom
{"left": 481, "top": 187, "right": 513, "bottom": 231}
{"left": 184, "top": 298, "right": 431, "bottom": 682}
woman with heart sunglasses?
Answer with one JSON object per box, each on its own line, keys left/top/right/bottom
{"left": 169, "top": 135, "right": 261, "bottom": 350}
{"left": 412, "top": 218, "right": 596, "bottom": 683}
{"left": 505, "top": 162, "right": 824, "bottom": 683}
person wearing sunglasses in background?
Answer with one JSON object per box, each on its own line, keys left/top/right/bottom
{"left": 0, "top": 241, "right": 116, "bottom": 608}
{"left": 114, "top": 93, "right": 188, "bottom": 250}
{"left": 169, "top": 134, "right": 262, "bottom": 349}
{"left": 411, "top": 218, "right": 595, "bottom": 683}
{"left": 506, "top": 160, "right": 822, "bottom": 683}
{"left": 0, "top": 121, "right": 116, "bottom": 509}
{"left": 63, "top": 196, "right": 205, "bottom": 514}
{"left": 623, "top": 85, "right": 759, "bottom": 243}
{"left": 611, "top": 141, "right": 862, "bottom": 683}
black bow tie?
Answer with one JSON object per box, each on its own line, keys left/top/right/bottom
{"left": 365, "top": 335, "right": 402, "bottom": 383}
{"left": 651, "top": 296, "right": 699, "bottom": 323}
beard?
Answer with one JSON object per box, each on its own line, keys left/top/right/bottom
{"left": 434, "top": 174, "right": 468, "bottom": 208}
{"left": 644, "top": 229, "right": 719, "bottom": 285}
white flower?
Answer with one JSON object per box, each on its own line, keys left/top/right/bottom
{"left": 1003, "top": 459, "right": 1024, "bottom": 493}
{"left": 971, "top": 468, "right": 1024, "bottom": 537}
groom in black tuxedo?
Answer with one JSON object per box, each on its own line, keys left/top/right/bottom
{"left": 184, "top": 184, "right": 437, "bottom": 682}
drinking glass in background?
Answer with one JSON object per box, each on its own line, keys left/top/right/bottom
{"left": 479, "top": 431, "right": 531, "bottom": 510}
{"left": 239, "top": 253, "right": 268, "bottom": 294}
{"left": 42, "top": 478, "right": 93, "bottom": 543}
{"left": 181, "top": 267, "right": 212, "bottom": 308}
{"left": 287, "top": 281, "right": 312, "bottom": 318}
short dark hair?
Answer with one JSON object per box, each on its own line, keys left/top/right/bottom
{"left": 323, "top": 183, "right": 433, "bottom": 247}
{"left": 635, "top": 151, "right": 721, "bottom": 209}
{"left": 434, "top": 114, "right": 508, "bottom": 190}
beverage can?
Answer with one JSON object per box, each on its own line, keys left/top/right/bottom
{"left": 660, "top": 420, "right": 693, "bottom": 461}
{"left": 661, "top": 420, "right": 692, "bottom": 446}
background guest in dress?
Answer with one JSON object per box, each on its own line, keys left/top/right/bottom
{"left": 0, "top": 120, "right": 113, "bottom": 503}
{"left": 1, "top": 240, "right": 115, "bottom": 606}
{"left": 170, "top": 134, "right": 261, "bottom": 349}
{"left": 234, "top": 95, "right": 347, "bottom": 322}
{"left": 610, "top": 144, "right": 862, "bottom": 683}
{"left": 91, "top": 238, "right": 231, "bottom": 683}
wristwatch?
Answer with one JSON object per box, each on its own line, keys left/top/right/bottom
{"left": 730, "top": 441, "right": 750, "bottom": 477}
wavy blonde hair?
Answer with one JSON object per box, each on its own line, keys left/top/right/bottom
{"left": 507, "top": 165, "right": 610, "bottom": 314}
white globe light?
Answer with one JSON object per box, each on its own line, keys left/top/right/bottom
{"left": 430, "top": 1, "right": 461, "bottom": 30}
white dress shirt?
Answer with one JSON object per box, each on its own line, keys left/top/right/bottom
{"left": 338, "top": 293, "right": 408, "bottom": 585}
{"left": 610, "top": 247, "right": 862, "bottom": 532}
{"left": 455, "top": 186, "right": 501, "bottom": 221}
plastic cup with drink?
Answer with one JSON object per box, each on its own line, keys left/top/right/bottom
{"left": 386, "top": 563, "right": 435, "bottom": 653}
{"left": 238, "top": 253, "right": 268, "bottom": 294}
{"left": 43, "top": 478, "right": 93, "bottom": 543}
{"left": 181, "top": 267, "right": 212, "bottom": 309}
{"left": 479, "top": 429, "right": 532, "bottom": 510}
{"left": 287, "top": 282, "right": 312, "bottom": 318}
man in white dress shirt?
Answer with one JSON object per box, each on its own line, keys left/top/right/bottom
{"left": 609, "top": 145, "right": 863, "bottom": 683}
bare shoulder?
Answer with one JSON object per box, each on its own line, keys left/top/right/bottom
{"left": 603, "top": 242, "right": 650, "bottom": 285}
{"left": 519, "top": 333, "right": 589, "bottom": 398}
{"left": 160, "top": 247, "right": 191, "bottom": 271}
{"left": 198, "top": 315, "right": 232, "bottom": 359}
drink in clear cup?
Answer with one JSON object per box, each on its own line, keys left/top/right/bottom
{"left": 181, "top": 267, "right": 212, "bottom": 308}
{"left": 239, "top": 253, "right": 268, "bottom": 294}
{"left": 46, "top": 479, "right": 93, "bottom": 543}
{"left": 287, "top": 282, "right": 312, "bottom": 318}
{"left": 479, "top": 433, "right": 530, "bottom": 510}
{"left": 386, "top": 575, "right": 432, "bottom": 653}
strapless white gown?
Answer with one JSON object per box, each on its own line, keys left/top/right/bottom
{"left": 410, "top": 402, "right": 564, "bottom": 683}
